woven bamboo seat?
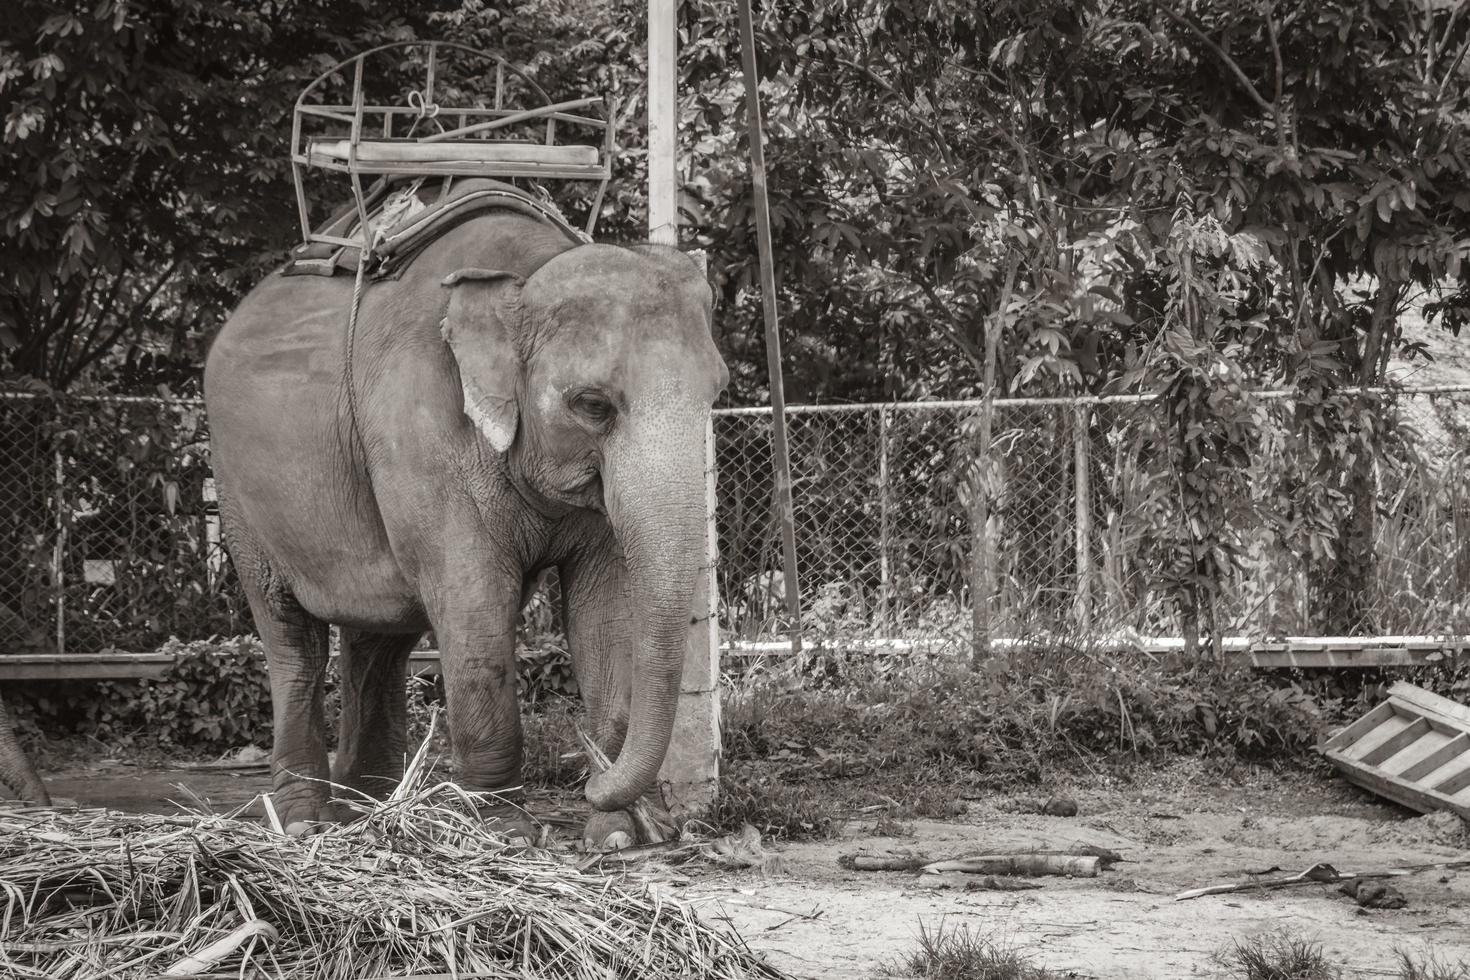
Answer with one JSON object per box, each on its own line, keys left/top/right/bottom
{"left": 291, "top": 41, "right": 614, "bottom": 248}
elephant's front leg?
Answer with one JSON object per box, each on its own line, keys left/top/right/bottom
{"left": 432, "top": 568, "right": 536, "bottom": 842}
{"left": 561, "top": 544, "right": 645, "bottom": 850}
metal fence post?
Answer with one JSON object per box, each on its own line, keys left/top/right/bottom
{"left": 52, "top": 446, "right": 66, "bottom": 656}
{"left": 970, "top": 405, "right": 993, "bottom": 664}
{"left": 1073, "top": 401, "right": 1093, "bottom": 634}
{"left": 877, "top": 405, "right": 892, "bottom": 632}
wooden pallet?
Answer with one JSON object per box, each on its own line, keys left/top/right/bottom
{"left": 1322, "top": 681, "right": 1470, "bottom": 820}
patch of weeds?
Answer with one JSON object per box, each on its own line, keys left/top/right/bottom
{"left": 720, "top": 643, "right": 1337, "bottom": 799}
{"left": 873, "top": 809, "right": 913, "bottom": 837}
{"left": 1397, "top": 950, "right": 1470, "bottom": 980}
{"left": 520, "top": 699, "right": 586, "bottom": 790}
{"left": 1219, "top": 931, "right": 1338, "bottom": 980}
{"left": 709, "top": 766, "right": 844, "bottom": 840}
{"left": 897, "top": 921, "right": 1064, "bottom": 980}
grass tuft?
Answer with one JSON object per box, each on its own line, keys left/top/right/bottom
{"left": 709, "top": 770, "right": 846, "bottom": 841}
{"left": 1220, "top": 931, "right": 1338, "bottom": 980}
{"left": 898, "top": 922, "right": 1066, "bottom": 980}
{"left": 1397, "top": 950, "right": 1470, "bottom": 980}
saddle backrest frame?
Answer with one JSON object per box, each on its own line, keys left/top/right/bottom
{"left": 290, "top": 41, "right": 614, "bottom": 250}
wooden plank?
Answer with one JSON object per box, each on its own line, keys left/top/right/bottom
{"left": 1322, "top": 700, "right": 1396, "bottom": 753}
{"left": 1360, "top": 716, "right": 1431, "bottom": 767}
{"left": 1329, "top": 754, "right": 1470, "bottom": 820}
{"left": 0, "top": 650, "right": 445, "bottom": 681}
{"left": 1387, "top": 681, "right": 1470, "bottom": 730}
{"left": 1394, "top": 731, "right": 1467, "bottom": 780}
{"left": 1339, "top": 709, "right": 1418, "bottom": 763}
{"left": 1431, "top": 755, "right": 1470, "bottom": 797}
{"left": 1251, "top": 648, "right": 1441, "bottom": 668}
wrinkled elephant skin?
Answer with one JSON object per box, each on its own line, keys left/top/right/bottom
{"left": 204, "top": 181, "right": 726, "bottom": 845}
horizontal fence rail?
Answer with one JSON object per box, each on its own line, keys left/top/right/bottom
{"left": 6, "top": 386, "right": 1470, "bottom": 658}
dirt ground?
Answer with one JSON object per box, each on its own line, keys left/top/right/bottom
{"left": 36, "top": 757, "right": 1470, "bottom": 979}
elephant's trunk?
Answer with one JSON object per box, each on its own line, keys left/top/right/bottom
{"left": 0, "top": 696, "right": 49, "bottom": 804}
{"left": 585, "top": 416, "right": 707, "bottom": 812}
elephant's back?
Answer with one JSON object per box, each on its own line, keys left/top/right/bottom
{"left": 205, "top": 273, "right": 353, "bottom": 401}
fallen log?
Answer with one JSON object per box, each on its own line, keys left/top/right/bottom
{"left": 915, "top": 873, "right": 1042, "bottom": 891}
{"left": 838, "top": 854, "right": 928, "bottom": 872}
{"left": 840, "top": 847, "right": 1117, "bottom": 875}
{"left": 922, "top": 854, "right": 1100, "bottom": 877}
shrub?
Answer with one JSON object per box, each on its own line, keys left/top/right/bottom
{"left": 12, "top": 632, "right": 582, "bottom": 759}
{"left": 719, "top": 646, "right": 1336, "bottom": 799}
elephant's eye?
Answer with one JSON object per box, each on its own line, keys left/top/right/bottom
{"left": 571, "top": 391, "right": 615, "bottom": 425}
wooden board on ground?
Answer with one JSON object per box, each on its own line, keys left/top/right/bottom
{"left": 0, "top": 650, "right": 444, "bottom": 681}
{"left": 1322, "top": 681, "right": 1470, "bottom": 821}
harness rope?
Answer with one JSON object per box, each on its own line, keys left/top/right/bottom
{"left": 344, "top": 247, "right": 371, "bottom": 468}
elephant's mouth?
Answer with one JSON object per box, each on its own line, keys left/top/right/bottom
{"left": 551, "top": 468, "right": 604, "bottom": 512}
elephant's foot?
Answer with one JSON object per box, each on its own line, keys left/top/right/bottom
{"left": 583, "top": 809, "right": 638, "bottom": 852}
{"left": 473, "top": 799, "right": 539, "bottom": 846}
{"left": 274, "top": 796, "right": 336, "bottom": 837}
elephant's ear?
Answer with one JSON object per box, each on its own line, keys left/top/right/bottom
{"left": 441, "top": 268, "right": 526, "bottom": 453}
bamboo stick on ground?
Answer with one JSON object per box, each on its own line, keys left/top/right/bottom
{"left": 840, "top": 845, "right": 1120, "bottom": 874}
{"left": 922, "top": 854, "right": 1101, "bottom": 877}
{"left": 839, "top": 854, "right": 929, "bottom": 872}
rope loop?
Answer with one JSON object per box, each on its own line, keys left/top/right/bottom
{"left": 407, "top": 89, "right": 441, "bottom": 119}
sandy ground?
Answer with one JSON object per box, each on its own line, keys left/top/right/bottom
{"left": 36, "top": 757, "right": 1470, "bottom": 979}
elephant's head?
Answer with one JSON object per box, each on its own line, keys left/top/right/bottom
{"left": 440, "top": 244, "right": 726, "bottom": 811}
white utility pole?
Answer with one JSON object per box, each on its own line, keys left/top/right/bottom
{"left": 649, "top": 0, "right": 721, "bottom": 818}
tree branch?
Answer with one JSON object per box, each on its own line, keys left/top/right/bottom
{"left": 1262, "top": 1, "right": 1288, "bottom": 147}
{"left": 67, "top": 258, "right": 182, "bottom": 385}
{"left": 834, "top": 56, "right": 956, "bottom": 169}
{"left": 1436, "top": 24, "right": 1470, "bottom": 102}
{"left": 1154, "top": 3, "right": 1281, "bottom": 126}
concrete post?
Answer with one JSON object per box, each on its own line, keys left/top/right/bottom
{"left": 658, "top": 408, "right": 721, "bottom": 817}
{"left": 647, "top": 0, "right": 720, "bottom": 814}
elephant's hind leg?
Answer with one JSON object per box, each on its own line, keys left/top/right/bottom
{"left": 333, "top": 628, "right": 422, "bottom": 806}
{"left": 241, "top": 579, "right": 332, "bottom": 833}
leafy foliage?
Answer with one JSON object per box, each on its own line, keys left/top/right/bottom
{"left": 12, "top": 632, "right": 582, "bottom": 757}
{"left": 16, "top": 636, "right": 272, "bottom": 755}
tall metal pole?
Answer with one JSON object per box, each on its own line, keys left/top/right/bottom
{"left": 736, "top": 0, "right": 802, "bottom": 655}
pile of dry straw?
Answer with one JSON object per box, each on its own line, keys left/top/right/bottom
{"left": 0, "top": 738, "right": 788, "bottom": 980}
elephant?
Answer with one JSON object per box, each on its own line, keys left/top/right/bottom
{"left": 203, "top": 178, "right": 726, "bottom": 846}
{"left": 0, "top": 693, "right": 49, "bottom": 803}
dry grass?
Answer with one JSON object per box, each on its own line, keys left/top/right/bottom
{"left": 1397, "top": 949, "right": 1470, "bottom": 980}
{"left": 0, "top": 723, "right": 788, "bottom": 980}
{"left": 1220, "top": 932, "right": 1338, "bottom": 980}
{"left": 897, "top": 922, "right": 1066, "bottom": 980}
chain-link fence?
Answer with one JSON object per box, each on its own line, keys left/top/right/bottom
{"left": 0, "top": 393, "right": 249, "bottom": 655}
{"left": 6, "top": 386, "right": 1470, "bottom": 655}
{"left": 714, "top": 386, "right": 1470, "bottom": 646}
